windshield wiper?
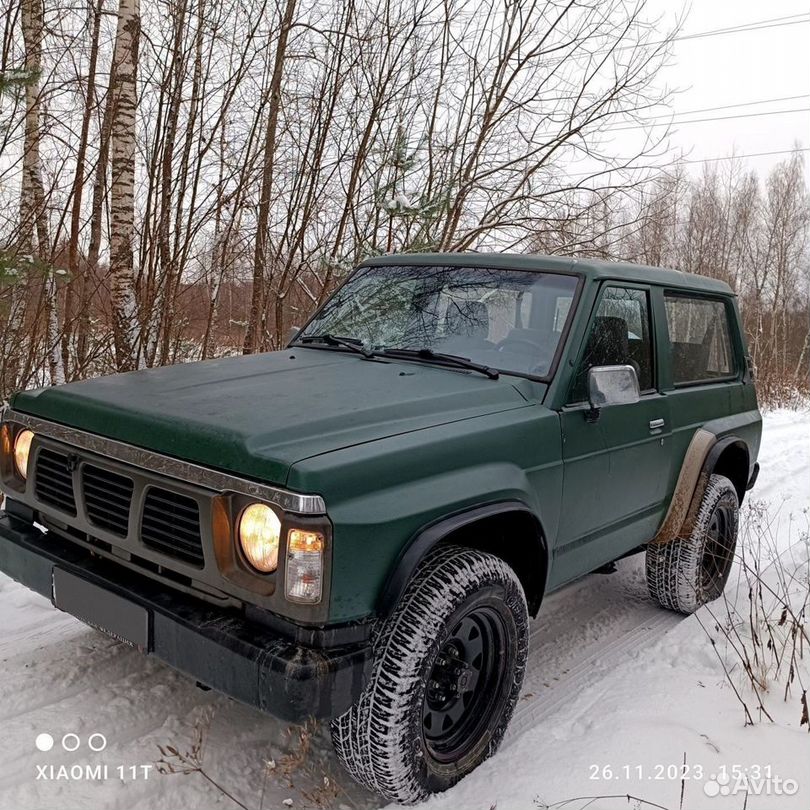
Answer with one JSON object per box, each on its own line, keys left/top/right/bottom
{"left": 294, "top": 336, "right": 499, "bottom": 378}
{"left": 377, "top": 348, "right": 500, "bottom": 379}
{"left": 294, "top": 333, "right": 374, "bottom": 358}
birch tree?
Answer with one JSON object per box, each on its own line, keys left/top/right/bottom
{"left": 18, "top": 0, "right": 46, "bottom": 254}
{"left": 61, "top": 0, "right": 105, "bottom": 378}
{"left": 19, "top": 0, "right": 64, "bottom": 385}
{"left": 108, "top": 0, "right": 141, "bottom": 370}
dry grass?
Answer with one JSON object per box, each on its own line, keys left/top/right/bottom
{"left": 155, "top": 711, "right": 359, "bottom": 810}
{"left": 697, "top": 502, "right": 810, "bottom": 728}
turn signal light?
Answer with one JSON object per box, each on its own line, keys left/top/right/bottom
{"left": 285, "top": 529, "right": 325, "bottom": 603}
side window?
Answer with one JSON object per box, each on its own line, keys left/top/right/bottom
{"left": 664, "top": 294, "right": 735, "bottom": 385}
{"left": 570, "top": 286, "right": 654, "bottom": 403}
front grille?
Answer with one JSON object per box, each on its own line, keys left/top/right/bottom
{"left": 32, "top": 443, "right": 207, "bottom": 569}
{"left": 35, "top": 448, "right": 77, "bottom": 516}
{"left": 141, "top": 487, "right": 204, "bottom": 567}
{"left": 82, "top": 464, "right": 133, "bottom": 536}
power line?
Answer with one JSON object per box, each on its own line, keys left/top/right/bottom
{"left": 670, "top": 94, "right": 810, "bottom": 118}
{"left": 569, "top": 14, "right": 810, "bottom": 61}
{"left": 604, "top": 16, "right": 809, "bottom": 57}
{"left": 667, "top": 14, "right": 810, "bottom": 46}
{"left": 680, "top": 147, "right": 810, "bottom": 165}
{"left": 565, "top": 148, "right": 808, "bottom": 179}
{"left": 610, "top": 106, "right": 810, "bottom": 133}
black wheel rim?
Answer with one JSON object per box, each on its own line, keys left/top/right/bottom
{"left": 422, "top": 606, "right": 507, "bottom": 764}
{"left": 702, "top": 502, "right": 735, "bottom": 593}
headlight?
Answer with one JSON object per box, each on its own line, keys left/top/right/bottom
{"left": 285, "top": 528, "right": 325, "bottom": 603}
{"left": 13, "top": 429, "right": 34, "bottom": 479}
{"left": 238, "top": 503, "right": 281, "bottom": 572}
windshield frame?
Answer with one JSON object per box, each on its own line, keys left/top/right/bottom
{"left": 292, "top": 262, "right": 585, "bottom": 383}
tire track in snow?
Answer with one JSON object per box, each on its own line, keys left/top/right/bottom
{"left": 0, "top": 659, "right": 218, "bottom": 794}
{"left": 508, "top": 557, "right": 682, "bottom": 742}
{"left": 0, "top": 634, "right": 150, "bottom": 723}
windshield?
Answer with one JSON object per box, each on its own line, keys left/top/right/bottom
{"left": 298, "top": 264, "right": 579, "bottom": 378}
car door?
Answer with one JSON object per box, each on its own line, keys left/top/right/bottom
{"left": 552, "top": 283, "right": 673, "bottom": 587}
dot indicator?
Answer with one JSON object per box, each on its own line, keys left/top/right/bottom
{"left": 62, "top": 733, "right": 80, "bottom": 752}
{"left": 35, "top": 733, "right": 54, "bottom": 752}
{"left": 88, "top": 733, "right": 107, "bottom": 752}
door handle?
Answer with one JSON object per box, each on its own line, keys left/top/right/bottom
{"left": 649, "top": 418, "right": 665, "bottom": 431}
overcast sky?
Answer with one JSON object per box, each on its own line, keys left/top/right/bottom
{"left": 647, "top": 0, "right": 809, "bottom": 175}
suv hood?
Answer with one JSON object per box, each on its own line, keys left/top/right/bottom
{"left": 12, "top": 349, "right": 530, "bottom": 487}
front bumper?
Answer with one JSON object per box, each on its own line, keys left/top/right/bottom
{"left": 0, "top": 512, "right": 371, "bottom": 721}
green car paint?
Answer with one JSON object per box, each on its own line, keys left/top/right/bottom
{"left": 12, "top": 350, "right": 530, "bottom": 489}
{"left": 8, "top": 253, "right": 762, "bottom": 625}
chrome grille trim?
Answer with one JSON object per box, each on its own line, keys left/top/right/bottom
{"left": 3, "top": 408, "right": 326, "bottom": 514}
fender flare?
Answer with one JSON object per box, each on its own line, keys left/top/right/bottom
{"left": 652, "top": 432, "right": 749, "bottom": 545}
{"left": 377, "top": 500, "right": 548, "bottom": 617}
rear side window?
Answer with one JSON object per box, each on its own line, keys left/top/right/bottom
{"left": 664, "top": 294, "right": 735, "bottom": 385}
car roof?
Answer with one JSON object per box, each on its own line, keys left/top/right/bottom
{"left": 360, "top": 252, "right": 734, "bottom": 296}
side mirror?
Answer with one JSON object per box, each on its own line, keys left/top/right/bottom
{"left": 285, "top": 326, "right": 301, "bottom": 346}
{"left": 587, "top": 364, "right": 640, "bottom": 418}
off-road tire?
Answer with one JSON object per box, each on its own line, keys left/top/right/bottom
{"left": 646, "top": 473, "right": 739, "bottom": 614}
{"left": 330, "top": 545, "right": 529, "bottom": 804}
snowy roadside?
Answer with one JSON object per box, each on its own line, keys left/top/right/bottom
{"left": 0, "top": 409, "right": 808, "bottom": 810}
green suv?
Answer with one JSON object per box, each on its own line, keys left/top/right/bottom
{"left": 0, "top": 253, "right": 761, "bottom": 803}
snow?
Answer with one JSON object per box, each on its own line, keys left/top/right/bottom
{"left": 0, "top": 409, "right": 808, "bottom": 810}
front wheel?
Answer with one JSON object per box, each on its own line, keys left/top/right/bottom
{"left": 646, "top": 473, "right": 739, "bottom": 614}
{"left": 331, "top": 546, "right": 529, "bottom": 804}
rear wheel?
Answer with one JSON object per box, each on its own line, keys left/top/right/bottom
{"left": 646, "top": 473, "right": 739, "bottom": 614}
{"left": 331, "top": 546, "right": 528, "bottom": 804}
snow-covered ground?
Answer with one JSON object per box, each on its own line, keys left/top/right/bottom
{"left": 0, "top": 409, "right": 808, "bottom": 810}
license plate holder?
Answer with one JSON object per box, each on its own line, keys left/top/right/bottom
{"left": 53, "top": 568, "right": 151, "bottom": 651}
